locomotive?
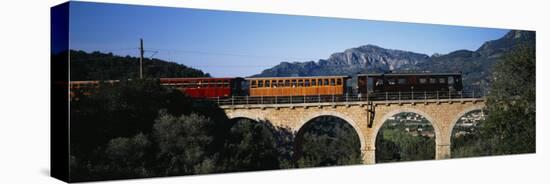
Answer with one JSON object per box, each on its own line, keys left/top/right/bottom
{"left": 69, "top": 72, "right": 463, "bottom": 99}
{"left": 357, "top": 73, "right": 462, "bottom": 93}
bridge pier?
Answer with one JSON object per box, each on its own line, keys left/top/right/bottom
{"left": 436, "top": 144, "right": 451, "bottom": 160}
{"left": 361, "top": 149, "right": 376, "bottom": 164}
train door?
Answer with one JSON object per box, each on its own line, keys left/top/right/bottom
{"left": 317, "top": 78, "right": 323, "bottom": 95}
{"left": 357, "top": 76, "right": 367, "bottom": 95}
{"left": 409, "top": 76, "right": 417, "bottom": 91}
{"left": 447, "top": 76, "right": 455, "bottom": 91}
{"left": 345, "top": 77, "right": 353, "bottom": 96}
{"left": 367, "top": 77, "right": 374, "bottom": 93}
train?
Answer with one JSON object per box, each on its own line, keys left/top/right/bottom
{"left": 69, "top": 72, "right": 463, "bottom": 99}
{"left": 159, "top": 77, "right": 243, "bottom": 98}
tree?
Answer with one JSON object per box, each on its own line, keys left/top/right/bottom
{"left": 481, "top": 44, "right": 536, "bottom": 154}
{"left": 102, "top": 133, "right": 153, "bottom": 178}
{"left": 219, "top": 119, "right": 282, "bottom": 172}
{"left": 375, "top": 126, "right": 435, "bottom": 163}
{"left": 69, "top": 50, "right": 209, "bottom": 80}
{"left": 375, "top": 114, "right": 435, "bottom": 163}
{"left": 296, "top": 116, "right": 362, "bottom": 167}
{"left": 70, "top": 79, "right": 192, "bottom": 157}
{"left": 153, "top": 111, "right": 216, "bottom": 175}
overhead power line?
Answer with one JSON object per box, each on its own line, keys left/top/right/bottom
{"left": 149, "top": 48, "right": 320, "bottom": 61}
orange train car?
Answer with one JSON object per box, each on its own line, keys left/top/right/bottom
{"left": 246, "top": 76, "right": 350, "bottom": 97}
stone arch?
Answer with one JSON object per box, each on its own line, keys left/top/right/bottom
{"left": 371, "top": 108, "right": 442, "bottom": 149}
{"left": 226, "top": 111, "right": 263, "bottom": 122}
{"left": 447, "top": 104, "right": 485, "bottom": 144}
{"left": 295, "top": 111, "right": 366, "bottom": 152}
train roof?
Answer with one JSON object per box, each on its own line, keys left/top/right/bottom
{"left": 70, "top": 80, "right": 120, "bottom": 84}
{"left": 357, "top": 72, "right": 462, "bottom": 77}
{"left": 245, "top": 75, "right": 350, "bottom": 80}
{"left": 159, "top": 77, "right": 242, "bottom": 81}
{"left": 70, "top": 77, "right": 242, "bottom": 84}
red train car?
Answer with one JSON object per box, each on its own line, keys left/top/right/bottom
{"left": 159, "top": 77, "right": 243, "bottom": 98}
{"left": 69, "top": 80, "right": 119, "bottom": 98}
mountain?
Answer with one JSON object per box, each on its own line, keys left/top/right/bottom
{"left": 477, "top": 30, "right": 535, "bottom": 57}
{"left": 400, "top": 30, "right": 535, "bottom": 90}
{"left": 253, "top": 30, "right": 535, "bottom": 90}
{"left": 68, "top": 50, "right": 209, "bottom": 81}
{"left": 254, "top": 45, "right": 430, "bottom": 77}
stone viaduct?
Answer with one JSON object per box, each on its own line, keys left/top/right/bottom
{"left": 220, "top": 98, "right": 485, "bottom": 164}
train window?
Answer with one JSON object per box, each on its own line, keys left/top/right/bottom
{"left": 258, "top": 80, "right": 264, "bottom": 88}
{"left": 366, "top": 77, "right": 374, "bottom": 90}
{"left": 376, "top": 79, "right": 383, "bottom": 86}
{"left": 298, "top": 79, "right": 304, "bottom": 87}
{"left": 292, "top": 80, "right": 297, "bottom": 87}
{"left": 312, "top": 79, "right": 317, "bottom": 86}
{"left": 419, "top": 78, "right": 427, "bottom": 84}
{"left": 285, "top": 80, "right": 290, "bottom": 87}
{"left": 251, "top": 80, "right": 257, "bottom": 88}
{"left": 448, "top": 77, "right": 454, "bottom": 84}
{"left": 337, "top": 79, "right": 342, "bottom": 85}
{"left": 318, "top": 79, "right": 323, "bottom": 86}
{"left": 429, "top": 78, "right": 436, "bottom": 84}
{"left": 330, "top": 79, "right": 335, "bottom": 86}
{"left": 323, "top": 79, "right": 329, "bottom": 86}
{"left": 188, "top": 82, "right": 196, "bottom": 88}
{"left": 439, "top": 78, "right": 446, "bottom": 84}
{"left": 398, "top": 78, "right": 407, "bottom": 85}
{"left": 305, "top": 80, "right": 310, "bottom": 87}
{"left": 265, "top": 80, "right": 270, "bottom": 87}
{"left": 388, "top": 79, "right": 396, "bottom": 85}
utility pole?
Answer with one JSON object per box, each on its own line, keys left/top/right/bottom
{"left": 139, "top": 38, "right": 144, "bottom": 79}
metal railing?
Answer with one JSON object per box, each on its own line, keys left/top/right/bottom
{"left": 206, "top": 90, "right": 485, "bottom": 106}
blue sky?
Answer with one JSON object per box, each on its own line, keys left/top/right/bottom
{"left": 69, "top": 1, "right": 509, "bottom": 77}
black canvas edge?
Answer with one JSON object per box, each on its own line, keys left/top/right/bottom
{"left": 51, "top": 1, "right": 71, "bottom": 183}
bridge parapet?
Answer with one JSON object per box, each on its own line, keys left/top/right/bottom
{"left": 218, "top": 97, "right": 485, "bottom": 110}
{"left": 212, "top": 90, "right": 485, "bottom": 107}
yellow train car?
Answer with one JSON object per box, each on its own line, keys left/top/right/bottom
{"left": 246, "top": 76, "right": 349, "bottom": 97}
